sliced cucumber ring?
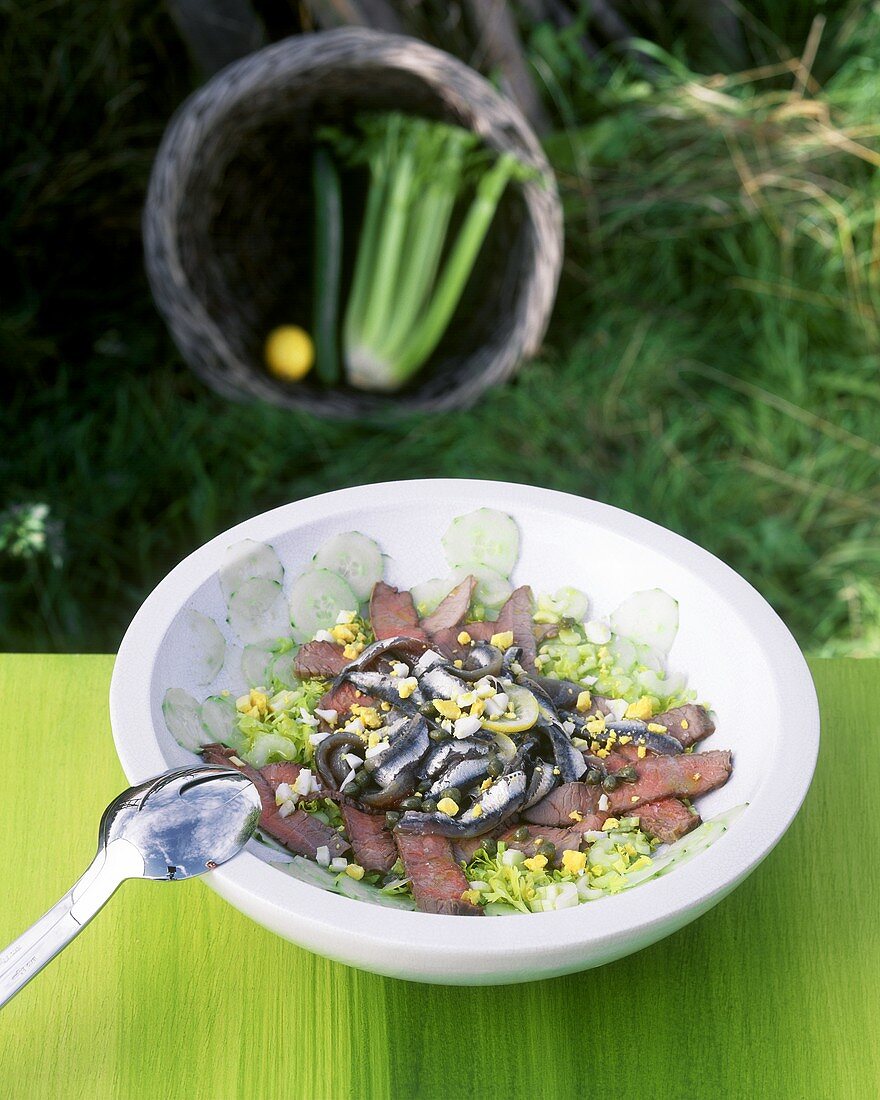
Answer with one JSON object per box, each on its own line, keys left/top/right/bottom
{"left": 442, "top": 508, "right": 520, "bottom": 576}
{"left": 539, "top": 586, "right": 590, "bottom": 622}
{"left": 199, "top": 695, "right": 246, "bottom": 752}
{"left": 179, "top": 609, "right": 226, "bottom": 686}
{"left": 313, "top": 531, "right": 384, "bottom": 602}
{"left": 219, "top": 539, "right": 283, "bottom": 602}
{"left": 227, "top": 577, "right": 289, "bottom": 644}
{"left": 270, "top": 648, "right": 300, "bottom": 690}
{"left": 289, "top": 568, "right": 358, "bottom": 642}
{"left": 611, "top": 588, "right": 679, "bottom": 654}
{"left": 241, "top": 643, "right": 276, "bottom": 689}
{"left": 162, "top": 688, "right": 208, "bottom": 751}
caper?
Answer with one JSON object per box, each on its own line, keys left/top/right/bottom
{"left": 400, "top": 797, "right": 422, "bottom": 810}
{"left": 481, "top": 837, "right": 498, "bottom": 856}
{"left": 354, "top": 770, "right": 371, "bottom": 788}
{"left": 513, "top": 825, "right": 530, "bottom": 842}
{"left": 486, "top": 756, "right": 503, "bottom": 777}
{"left": 417, "top": 779, "right": 431, "bottom": 792}
{"left": 441, "top": 787, "right": 462, "bottom": 803}
{"left": 429, "top": 729, "right": 448, "bottom": 742}
{"left": 536, "top": 840, "right": 556, "bottom": 860}
{"left": 422, "top": 798, "right": 438, "bottom": 813}
{"left": 584, "top": 767, "right": 602, "bottom": 785}
{"left": 384, "top": 811, "right": 400, "bottom": 827}
{"left": 602, "top": 774, "right": 619, "bottom": 792}
{"left": 617, "top": 765, "right": 638, "bottom": 783}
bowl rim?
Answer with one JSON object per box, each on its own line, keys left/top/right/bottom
{"left": 110, "top": 479, "right": 819, "bottom": 964}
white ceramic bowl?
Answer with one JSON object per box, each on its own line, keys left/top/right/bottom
{"left": 110, "top": 479, "right": 819, "bottom": 985}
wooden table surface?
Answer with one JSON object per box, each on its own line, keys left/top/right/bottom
{"left": 0, "top": 655, "right": 876, "bottom": 1100}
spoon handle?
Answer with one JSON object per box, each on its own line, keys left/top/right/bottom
{"left": 0, "top": 838, "right": 144, "bottom": 1010}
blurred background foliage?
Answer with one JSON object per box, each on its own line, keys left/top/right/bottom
{"left": 2, "top": 0, "right": 879, "bottom": 656}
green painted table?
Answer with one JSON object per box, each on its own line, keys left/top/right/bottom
{"left": 0, "top": 655, "right": 877, "bottom": 1100}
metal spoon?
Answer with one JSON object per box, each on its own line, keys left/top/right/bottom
{"left": 0, "top": 765, "right": 261, "bottom": 1009}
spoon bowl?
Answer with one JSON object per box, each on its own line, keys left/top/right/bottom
{"left": 100, "top": 766, "right": 262, "bottom": 881}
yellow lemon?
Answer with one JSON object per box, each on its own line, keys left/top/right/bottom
{"left": 264, "top": 326, "right": 315, "bottom": 381}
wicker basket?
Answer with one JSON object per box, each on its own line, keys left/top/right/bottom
{"left": 143, "top": 28, "right": 563, "bottom": 417}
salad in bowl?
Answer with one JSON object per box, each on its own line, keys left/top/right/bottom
{"left": 162, "top": 506, "right": 739, "bottom": 917}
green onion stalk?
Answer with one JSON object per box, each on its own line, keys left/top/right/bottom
{"left": 334, "top": 114, "right": 524, "bottom": 393}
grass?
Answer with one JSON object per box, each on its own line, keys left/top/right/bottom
{"left": 3, "top": 1, "right": 880, "bottom": 657}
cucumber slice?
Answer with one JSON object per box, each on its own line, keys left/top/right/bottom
{"left": 452, "top": 563, "right": 512, "bottom": 611}
{"left": 241, "top": 643, "right": 276, "bottom": 689}
{"left": 411, "top": 575, "right": 457, "bottom": 616}
{"left": 270, "top": 648, "right": 300, "bottom": 690}
{"left": 611, "top": 589, "right": 679, "bottom": 654}
{"left": 243, "top": 732, "right": 299, "bottom": 769}
{"left": 483, "top": 901, "right": 522, "bottom": 916}
{"left": 284, "top": 857, "right": 416, "bottom": 909}
{"left": 219, "top": 539, "right": 283, "bottom": 602}
{"left": 179, "top": 609, "right": 226, "bottom": 686}
{"left": 334, "top": 874, "right": 417, "bottom": 910}
{"left": 199, "top": 694, "right": 246, "bottom": 752}
{"left": 227, "top": 577, "right": 290, "bottom": 644}
{"left": 538, "top": 587, "right": 590, "bottom": 622}
{"left": 442, "top": 509, "right": 520, "bottom": 576}
{"left": 289, "top": 568, "right": 358, "bottom": 642}
{"left": 312, "top": 531, "right": 384, "bottom": 601}
{"left": 285, "top": 855, "right": 339, "bottom": 891}
{"left": 162, "top": 688, "right": 208, "bottom": 752}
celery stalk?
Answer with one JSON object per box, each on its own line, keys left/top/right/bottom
{"left": 332, "top": 114, "right": 523, "bottom": 393}
{"left": 393, "top": 153, "right": 517, "bottom": 379}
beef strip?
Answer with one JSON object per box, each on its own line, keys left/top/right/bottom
{"left": 494, "top": 586, "right": 537, "bottom": 672}
{"left": 421, "top": 576, "right": 476, "bottom": 636}
{"left": 393, "top": 830, "right": 482, "bottom": 915}
{"left": 599, "top": 747, "right": 696, "bottom": 838}
{"left": 650, "top": 704, "right": 715, "bottom": 748}
{"left": 522, "top": 782, "right": 603, "bottom": 826}
{"left": 317, "top": 679, "right": 377, "bottom": 720}
{"left": 340, "top": 802, "right": 398, "bottom": 873}
{"left": 200, "top": 744, "right": 349, "bottom": 860}
{"left": 631, "top": 798, "right": 701, "bottom": 844}
{"left": 370, "top": 582, "right": 431, "bottom": 642}
{"left": 294, "top": 640, "right": 349, "bottom": 679}
{"left": 607, "top": 749, "right": 732, "bottom": 813}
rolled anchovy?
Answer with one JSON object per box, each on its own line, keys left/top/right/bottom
{"left": 345, "top": 669, "right": 428, "bottom": 711}
{"left": 569, "top": 715, "right": 684, "bottom": 756}
{"left": 411, "top": 649, "right": 447, "bottom": 677}
{"left": 427, "top": 755, "right": 493, "bottom": 799}
{"left": 365, "top": 715, "right": 430, "bottom": 787}
{"left": 528, "top": 674, "right": 585, "bottom": 711}
{"left": 396, "top": 769, "right": 528, "bottom": 838}
{"left": 328, "top": 634, "right": 431, "bottom": 689}
{"left": 358, "top": 766, "right": 420, "bottom": 809}
{"left": 417, "top": 664, "right": 469, "bottom": 702}
{"left": 538, "top": 718, "right": 587, "bottom": 782}
{"left": 420, "top": 737, "right": 490, "bottom": 780}
{"left": 501, "top": 646, "right": 524, "bottom": 677}
{"left": 521, "top": 759, "right": 558, "bottom": 809}
{"left": 621, "top": 731, "right": 683, "bottom": 756}
{"left": 315, "top": 732, "right": 367, "bottom": 789}
{"left": 455, "top": 643, "right": 503, "bottom": 681}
